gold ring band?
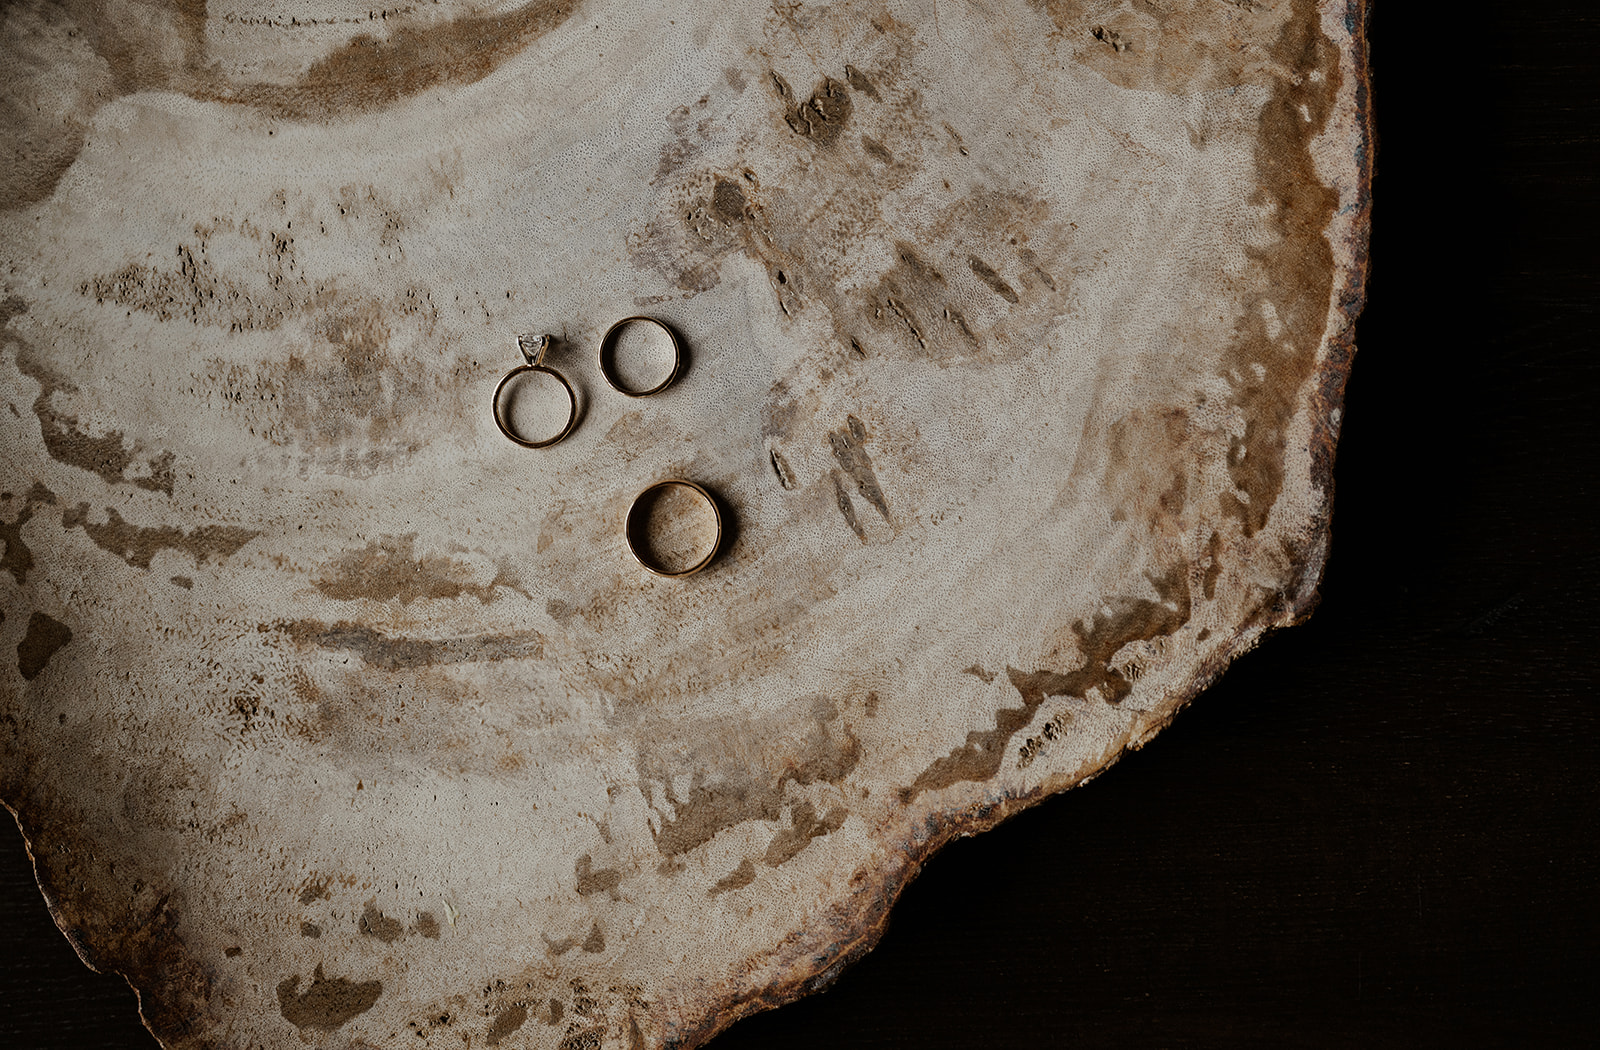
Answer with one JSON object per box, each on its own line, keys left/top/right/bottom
{"left": 493, "top": 334, "right": 578, "bottom": 448}
{"left": 598, "top": 315, "right": 683, "bottom": 398}
{"left": 625, "top": 479, "right": 722, "bottom": 578}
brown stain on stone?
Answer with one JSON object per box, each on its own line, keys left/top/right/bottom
{"left": 79, "top": 236, "right": 296, "bottom": 333}
{"left": 486, "top": 1003, "right": 528, "bottom": 1046}
{"left": 574, "top": 854, "right": 622, "bottom": 898}
{"left": 762, "top": 800, "right": 848, "bottom": 867}
{"left": 17, "top": 612, "right": 72, "bottom": 681}
{"left": 690, "top": 173, "right": 1060, "bottom": 361}
{"left": 711, "top": 176, "right": 748, "bottom": 223}
{"left": 299, "top": 921, "right": 321, "bottom": 938}
{"left": 828, "top": 414, "right": 891, "bottom": 524}
{"left": 298, "top": 879, "right": 331, "bottom": 904}
{"left": 1, "top": 102, "right": 88, "bottom": 211}
{"left": 0, "top": 293, "right": 23, "bottom": 336}
{"left": 769, "top": 447, "right": 798, "bottom": 490}
{"left": 62, "top": 215, "right": 453, "bottom": 472}
{"left": 1099, "top": 407, "right": 1198, "bottom": 534}
{"left": 313, "top": 534, "right": 512, "bottom": 605}
{"left": 843, "top": 63, "right": 880, "bottom": 100}
{"left": 76, "top": 238, "right": 421, "bottom": 500}
{"left": 581, "top": 921, "right": 605, "bottom": 953}
{"left": 276, "top": 964, "right": 382, "bottom": 1031}
{"left": 830, "top": 470, "right": 866, "bottom": 542}
{"left": 7, "top": 299, "right": 176, "bottom": 494}
{"left": 0, "top": 1, "right": 119, "bottom": 209}
{"left": 1202, "top": 530, "right": 1224, "bottom": 599}
{"left": 285, "top": 620, "right": 545, "bottom": 671}
{"left": 218, "top": 0, "right": 579, "bottom": 122}
{"left": 709, "top": 858, "right": 758, "bottom": 897}
{"left": 634, "top": 29, "right": 1075, "bottom": 367}
{"left": 1090, "top": 23, "right": 1130, "bottom": 52}
{"left": 1218, "top": 0, "right": 1342, "bottom": 535}
{"left": 1017, "top": 247, "right": 1058, "bottom": 291}
{"left": 288, "top": 307, "right": 410, "bottom": 442}
{"left": 968, "top": 256, "right": 1020, "bottom": 303}
{"left": 639, "top": 698, "right": 860, "bottom": 858}
{"left": 413, "top": 912, "right": 440, "bottom": 939}
{"left": 861, "top": 135, "right": 894, "bottom": 164}
{"left": 773, "top": 72, "right": 853, "bottom": 145}
{"left": 62, "top": 504, "right": 257, "bottom": 571}
{"left": 1, "top": 483, "right": 55, "bottom": 584}
{"left": 873, "top": 242, "right": 949, "bottom": 355}
{"left": 559, "top": 1028, "right": 605, "bottom": 1050}
{"left": 207, "top": 292, "right": 462, "bottom": 471}
{"left": 759, "top": 379, "right": 811, "bottom": 440}
{"left": 1050, "top": 0, "right": 1341, "bottom": 539}
{"left": 358, "top": 903, "right": 404, "bottom": 943}
{"left": 41, "top": 0, "right": 208, "bottom": 103}
{"left": 1034, "top": 0, "right": 1288, "bottom": 95}
{"left": 903, "top": 565, "right": 1191, "bottom": 802}
{"left": 285, "top": 657, "right": 529, "bottom": 779}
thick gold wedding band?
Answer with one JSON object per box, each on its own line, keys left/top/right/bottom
{"left": 599, "top": 316, "right": 683, "bottom": 398}
{"left": 625, "top": 479, "right": 722, "bottom": 578}
{"left": 493, "top": 334, "right": 578, "bottom": 448}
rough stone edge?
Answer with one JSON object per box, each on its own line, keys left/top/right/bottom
{"left": 6, "top": 800, "right": 169, "bottom": 1046}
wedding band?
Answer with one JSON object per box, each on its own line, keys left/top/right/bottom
{"left": 492, "top": 334, "right": 578, "bottom": 448}
{"left": 599, "top": 316, "right": 683, "bottom": 398}
{"left": 625, "top": 479, "right": 722, "bottom": 578}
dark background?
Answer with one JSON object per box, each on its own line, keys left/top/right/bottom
{"left": 5, "top": 2, "right": 1597, "bottom": 1046}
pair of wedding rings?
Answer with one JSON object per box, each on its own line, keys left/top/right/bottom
{"left": 491, "top": 316, "right": 720, "bottom": 578}
{"left": 491, "top": 315, "right": 683, "bottom": 449}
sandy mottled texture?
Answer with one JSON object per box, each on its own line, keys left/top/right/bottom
{"left": 0, "top": 1, "right": 1368, "bottom": 1046}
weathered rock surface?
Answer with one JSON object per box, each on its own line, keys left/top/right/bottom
{"left": 1, "top": 1, "right": 1369, "bottom": 1046}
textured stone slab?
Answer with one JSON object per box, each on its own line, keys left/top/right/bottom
{"left": 1, "top": 1, "right": 1369, "bottom": 1047}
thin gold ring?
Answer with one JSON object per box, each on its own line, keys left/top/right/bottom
{"left": 598, "top": 315, "right": 683, "bottom": 398}
{"left": 625, "top": 479, "right": 722, "bottom": 578}
{"left": 492, "top": 334, "right": 578, "bottom": 448}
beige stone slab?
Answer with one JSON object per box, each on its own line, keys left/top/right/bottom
{"left": 0, "top": 1, "right": 1369, "bottom": 1046}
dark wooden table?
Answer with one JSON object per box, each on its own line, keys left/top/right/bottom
{"left": 5, "top": 3, "right": 1596, "bottom": 1046}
